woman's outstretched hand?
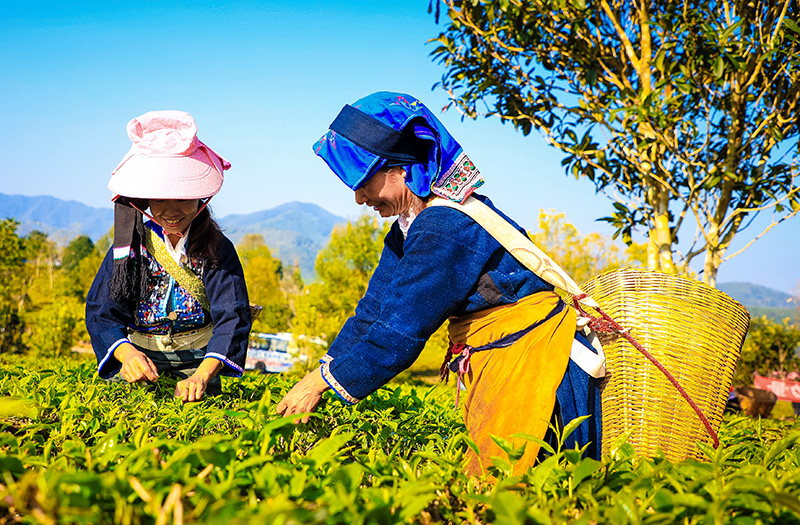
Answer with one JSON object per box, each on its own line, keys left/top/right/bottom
{"left": 174, "top": 357, "right": 223, "bottom": 403}
{"left": 276, "top": 367, "right": 330, "bottom": 423}
{"left": 114, "top": 343, "right": 159, "bottom": 384}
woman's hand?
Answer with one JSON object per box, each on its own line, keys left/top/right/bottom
{"left": 174, "top": 374, "right": 208, "bottom": 403}
{"left": 114, "top": 342, "right": 159, "bottom": 384}
{"left": 174, "top": 358, "right": 223, "bottom": 403}
{"left": 276, "top": 367, "right": 330, "bottom": 423}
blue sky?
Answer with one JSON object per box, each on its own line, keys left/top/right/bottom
{"left": 1, "top": 1, "right": 798, "bottom": 294}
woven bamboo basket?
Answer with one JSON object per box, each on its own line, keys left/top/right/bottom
{"left": 581, "top": 268, "right": 750, "bottom": 461}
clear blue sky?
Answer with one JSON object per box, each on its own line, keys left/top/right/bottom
{"left": 2, "top": 1, "right": 798, "bottom": 294}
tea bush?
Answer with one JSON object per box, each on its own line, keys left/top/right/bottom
{"left": 1, "top": 355, "right": 799, "bottom": 524}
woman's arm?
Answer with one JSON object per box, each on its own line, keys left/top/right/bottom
{"left": 85, "top": 249, "right": 142, "bottom": 378}
{"left": 288, "top": 207, "right": 502, "bottom": 407}
{"left": 201, "top": 236, "right": 252, "bottom": 377}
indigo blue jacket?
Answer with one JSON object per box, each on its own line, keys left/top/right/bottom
{"left": 320, "top": 194, "right": 602, "bottom": 456}
{"left": 322, "top": 194, "right": 550, "bottom": 397}
{"left": 86, "top": 230, "right": 252, "bottom": 379}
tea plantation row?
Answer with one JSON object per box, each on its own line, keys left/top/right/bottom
{"left": 1, "top": 355, "right": 799, "bottom": 524}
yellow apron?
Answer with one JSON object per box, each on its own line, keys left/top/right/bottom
{"left": 447, "top": 291, "right": 575, "bottom": 475}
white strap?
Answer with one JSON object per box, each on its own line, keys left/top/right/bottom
{"left": 429, "top": 196, "right": 606, "bottom": 377}
{"left": 571, "top": 331, "right": 607, "bottom": 378}
{"left": 428, "top": 197, "right": 599, "bottom": 309}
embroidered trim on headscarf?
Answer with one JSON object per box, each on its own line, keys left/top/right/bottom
{"left": 431, "top": 152, "right": 483, "bottom": 203}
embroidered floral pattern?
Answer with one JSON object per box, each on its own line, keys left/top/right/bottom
{"left": 135, "top": 246, "right": 206, "bottom": 335}
{"left": 432, "top": 153, "right": 484, "bottom": 203}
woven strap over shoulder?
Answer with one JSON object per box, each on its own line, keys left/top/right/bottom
{"left": 144, "top": 228, "right": 211, "bottom": 311}
{"left": 428, "top": 196, "right": 598, "bottom": 309}
{"left": 428, "top": 196, "right": 605, "bottom": 378}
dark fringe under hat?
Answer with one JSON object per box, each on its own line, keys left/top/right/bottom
{"left": 108, "top": 198, "right": 149, "bottom": 308}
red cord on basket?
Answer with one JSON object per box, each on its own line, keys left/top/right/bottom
{"left": 573, "top": 294, "right": 719, "bottom": 449}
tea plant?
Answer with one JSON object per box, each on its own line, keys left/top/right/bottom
{"left": 1, "top": 355, "right": 799, "bottom": 524}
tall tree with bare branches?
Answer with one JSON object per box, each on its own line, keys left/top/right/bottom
{"left": 431, "top": 0, "right": 800, "bottom": 285}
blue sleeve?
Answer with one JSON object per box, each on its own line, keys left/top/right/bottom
{"left": 321, "top": 207, "right": 500, "bottom": 403}
{"left": 322, "top": 223, "right": 403, "bottom": 364}
{"left": 85, "top": 249, "right": 133, "bottom": 379}
{"left": 203, "top": 236, "right": 253, "bottom": 377}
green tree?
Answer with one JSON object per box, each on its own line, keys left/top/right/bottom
{"left": 0, "top": 220, "right": 26, "bottom": 353}
{"left": 431, "top": 0, "right": 800, "bottom": 286}
{"left": 61, "top": 235, "right": 95, "bottom": 271}
{"left": 529, "top": 209, "right": 647, "bottom": 286}
{"left": 51, "top": 234, "right": 102, "bottom": 303}
{"left": 734, "top": 315, "right": 800, "bottom": 386}
{"left": 292, "top": 215, "right": 390, "bottom": 361}
{"left": 237, "top": 234, "right": 292, "bottom": 333}
{"left": 25, "top": 298, "right": 82, "bottom": 357}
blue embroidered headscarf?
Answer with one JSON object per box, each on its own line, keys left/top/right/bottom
{"left": 313, "top": 92, "right": 484, "bottom": 203}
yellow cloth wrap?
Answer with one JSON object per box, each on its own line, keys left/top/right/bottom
{"left": 448, "top": 291, "right": 575, "bottom": 475}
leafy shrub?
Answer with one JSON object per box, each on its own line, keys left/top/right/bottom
{"left": 1, "top": 355, "right": 799, "bottom": 523}
{"left": 24, "top": 298, "right": 82, "bottom": 357}
{"left": 734, "top": 315, "right": 800, "bottom": 385}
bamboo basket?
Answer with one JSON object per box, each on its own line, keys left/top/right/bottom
{"left": 581, "top": 268, "right": 750, "bottom": 461}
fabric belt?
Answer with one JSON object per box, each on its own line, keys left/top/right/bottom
{"left": 128, "top": 323, "right": 213, "bottom": 352}
{"left": 447, "top": 300, "right": 566, "bottom": 375}
{"left": 444, "top": 300, "right": 605, "bottom": 381}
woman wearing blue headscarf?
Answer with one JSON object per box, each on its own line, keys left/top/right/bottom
{"left": 276, "top": 92, "right": 602, "bottom": 474}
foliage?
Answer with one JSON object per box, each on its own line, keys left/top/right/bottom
{"left": 529, "top": 209, "right": 647, "bottom": 286}
{"left": 1, "top": 355, "right": 800, "bottom": 523}
{"left": 60, "top": 235, "right": 95, "bottom": 271}
{"left": 430, "top": 0, "right": 800, "bottom": 286}
{"left": 735, "top": 315, "right": 800, "bottom": 386}
{"left": 23, "top": 298, "right": 83, "bottom": 358}
{"left": 236, "top": 234, "right": 293, "bottom": 333}
{"left": 292, "top": 215, "right": 390, "bottom": 357}
{"left": 0, "top": 220, "right": 27, "bottom": 353}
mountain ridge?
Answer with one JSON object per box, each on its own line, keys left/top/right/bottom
{"left": 0, "top": 193, "right": 345, "bottom": 280}
{"left": 2, "top": 193, "right": 796, "bottom": 300}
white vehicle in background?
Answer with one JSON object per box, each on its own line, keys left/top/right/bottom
{"left": 245, "top": 332, "right": 326, "bottom": 373}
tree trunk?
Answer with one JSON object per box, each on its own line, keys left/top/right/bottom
{"left": 647, "top": 184, "right": 674, "bottom": 273}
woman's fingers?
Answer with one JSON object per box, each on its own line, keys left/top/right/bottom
{"left": 174, "top": 376, "right": 206, "bottom": 403}
{"left": 138, "top": 356, "right": 159, "bottom": 382}
{"left": 275, "top": 368, "right": 330, "bottom": 423}
{"left": 119, "top": 352, "right": 159, "bottom": 383}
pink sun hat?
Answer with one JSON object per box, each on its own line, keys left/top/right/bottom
{"left": 109, "top": 110, "right": 230, "bottom": 200}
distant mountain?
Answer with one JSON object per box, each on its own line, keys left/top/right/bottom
{"left": 718, "top": 282, "right": 798, "bottom": 324}
{"left": 0, "top": 193, "right": 346, "bottom": 281}
{"left": 0, "top": 193, "right": 112, "bottom": 241}
{"left": 717, "top": 282, "right": 795, "bottom": 308}
{"left": 218, "top": 202, "right": 346, "bottom": 279}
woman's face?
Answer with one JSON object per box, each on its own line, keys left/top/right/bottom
{"left": 354, "top": 167, "right": 417, "bottom": 217}
{"left": 148, "top": 199, "right": 200, "bottom": 237}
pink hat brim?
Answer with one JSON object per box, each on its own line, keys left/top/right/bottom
{"left": 109, "top": 148, "right": 224, "bottom": 200}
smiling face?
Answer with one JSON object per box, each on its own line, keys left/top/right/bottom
{"left": 148, "top": 199, "right": 200, "bottom": 241}
{"left": 354, "top": 167, "right": 418, "bottom": 218}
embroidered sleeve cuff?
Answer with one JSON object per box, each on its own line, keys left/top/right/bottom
{"left": 319, "top": 354, "right": 333, "bottom": 365}
{"left": 205, "top": 352, "right": 245, "bottom": 378}
{"left": 98, "top": 338, "right": 129, "bottom": 379}
{"left": 321, "top": 361, "right": 360, "bottom": 405}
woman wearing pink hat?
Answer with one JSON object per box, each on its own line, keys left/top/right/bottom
{"left": 85, "top": 110, "right": 252, "bottom": 402}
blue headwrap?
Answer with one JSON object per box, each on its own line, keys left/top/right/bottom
{"left": 313, "top": 92, "right": 484, "bottom": 203}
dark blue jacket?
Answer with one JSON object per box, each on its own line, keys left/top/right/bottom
{"left": 324, "top": 194, "right": 553, "bottom": 397}
{"left": 86, "top": 230, "right": 252, "bottom": 379}
{"left": 320, "top": 194, "right": 602, "bottom": 457}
